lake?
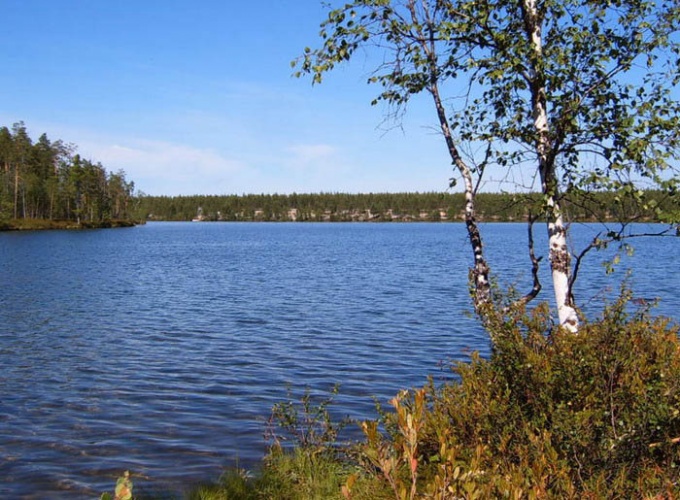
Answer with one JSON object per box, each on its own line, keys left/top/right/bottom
{"left": 1, "top": 222, "right": 678, "bottom": 498}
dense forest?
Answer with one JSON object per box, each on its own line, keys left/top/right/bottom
{"left": 138, "top": 190, "right": 678, "bottom": 223}
{"left": 0, "top": 122, "right": 137, "bottom": 228}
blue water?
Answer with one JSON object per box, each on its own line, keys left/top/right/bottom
{"left": 0, "top": 222, "right": 678, "bottom": 498}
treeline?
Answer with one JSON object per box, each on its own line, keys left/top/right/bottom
{"left": 0, "top": 122, "right": 137, "bottom": 225}
{"left": 138, "top": 190, "right": 678, "bottom": 223}
{"left": 4, "top": 120, "right": 671, "bottom": 225}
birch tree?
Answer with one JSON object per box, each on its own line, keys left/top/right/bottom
{"left": 294, "top": 0, "right": 680, "bottom": 331}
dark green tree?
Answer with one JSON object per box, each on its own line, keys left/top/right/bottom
{"left": 0, "top": 127, "right": 14, "bottom": 220}
{"left": 0, "top": 122, "right": 137, "bottom": 226}
{"left": 10, "top": 122, "right": 33, "bottom": 219}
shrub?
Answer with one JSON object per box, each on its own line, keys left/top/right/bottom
{"left": 353, "top": 292, "right": 680, "bottom": 498}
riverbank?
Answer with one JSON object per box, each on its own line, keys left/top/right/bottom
{"left": 0, "top": 219, "right": 139, "bottom": 231}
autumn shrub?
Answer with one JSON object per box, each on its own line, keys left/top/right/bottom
{"left": 352, "top": 291, "right": 680, "bottom": 498}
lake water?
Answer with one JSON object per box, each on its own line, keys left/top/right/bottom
{"left": 1, "top": 222, "right": 678, "bottom": 498}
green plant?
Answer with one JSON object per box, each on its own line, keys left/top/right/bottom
{"left": 358, "top": 389, "right": 428, "bottom": 500}
{"left": 100, "top": 470, "right": 133, "bottom": 500}
{"left": 266, "top": 384, "right": 351, "bottom": 453}
{"left": 353, "top": 291, "right": 680, "bottom": 498}
{"left": 260, "top": 385, "right": 359, "bottom": 499}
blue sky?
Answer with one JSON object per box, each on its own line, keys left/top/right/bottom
{"left": 0, "top": 0, "right": 466, "bottom": 196}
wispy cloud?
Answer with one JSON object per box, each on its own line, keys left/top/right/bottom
{"left": 285, "top": 143, "right": 338, "bottom": 169}
{"left": 79, "top": 138, "right": 248, "bottom": 195}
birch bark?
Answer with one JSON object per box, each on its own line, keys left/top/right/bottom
{"left": 408, "top": 0, "right": 491, "bottom": 313}
{"left": 522, "top": 0, "right": 579, "bottom": 331}
{"left": 432, "top": 81, "right": 491, "bottom": 312}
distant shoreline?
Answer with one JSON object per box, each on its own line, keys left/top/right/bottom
{"left": 137, "top": 190, "right": 676, "bottom": 224}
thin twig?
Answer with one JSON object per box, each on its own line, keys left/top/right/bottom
{"left": 516, "top": 213, "right": 543, "bottom": 306}
{"left": 569, "top": 223, "right": 676, "bottom": 301}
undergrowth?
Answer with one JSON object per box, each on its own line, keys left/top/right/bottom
{"left": 352, "top": 291, "right": 680, "bottom": 499}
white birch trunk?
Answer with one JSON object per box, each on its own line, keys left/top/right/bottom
{"left": 548, "top": 210, "right": 579, "bottom": 331}
{"left": 430, "top": 81, "right": 490, "bottom": 312}
{"left": 409, "top": 0, "right": 492, "bottom": 315}
{"left": 523, "top": 0, "right": 579, "bottom": 332}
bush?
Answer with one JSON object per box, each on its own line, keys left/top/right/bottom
{"left": 354, "top": 292, "right": 680, "bottom": 498}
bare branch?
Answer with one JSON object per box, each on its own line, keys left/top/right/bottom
{"left": 569, "top": 223, "right": 677, "bottom": 301}
{"left": 515, "top": 213, "right": 543, "bottom": 307}
{"left": 569, "top": 231, "right": 602, "bottom": 303}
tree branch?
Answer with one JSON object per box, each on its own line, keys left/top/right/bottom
{"left": 515, "top": 213, "right": 543, "bottom": 307}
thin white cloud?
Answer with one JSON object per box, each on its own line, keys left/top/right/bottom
{"left": 79, "top": 138, "right": 248, "bottom": 195}
{"left": 285, "top": 143, "right": 337, "bottom": 169}
{"left": 100, "top": 141, "right": 241, "bottom": 175}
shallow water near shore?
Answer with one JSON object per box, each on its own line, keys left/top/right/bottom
{"left": 1, "top": 222, "right": 678, "bottom": 498}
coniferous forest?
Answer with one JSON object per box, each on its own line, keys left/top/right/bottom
{"left": 137, "top": 190, "right": 678, "bottom": 223}
{"left": 0, "top": 122, "right": 137, "bottom": 229}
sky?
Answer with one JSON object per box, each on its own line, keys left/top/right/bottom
{"left": 0, "top": 0, "right": 474, "bottom": 197}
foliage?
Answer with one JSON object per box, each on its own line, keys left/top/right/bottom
{"left": 100, "top": 470, "right": 133, "bottom": 500}
{"left": 265, "top": 385, "right": 351, "bottom": 452}
{"left": 352, "top": 293, "right": 680, "bottom": 498}
{"left": 0, "top": 121, "right": 137, "bottom": 226}
{"left": 260, "top": 385, "right": 360, "bottom": 498}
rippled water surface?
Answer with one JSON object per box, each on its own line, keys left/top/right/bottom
{"left": 1, "top": 222, "right": 678, "bottom": 498}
